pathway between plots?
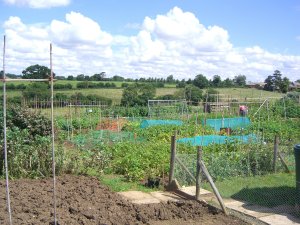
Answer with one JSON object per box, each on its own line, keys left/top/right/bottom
{"left": 119, "top": 186, "right": 300, "bottom": 225}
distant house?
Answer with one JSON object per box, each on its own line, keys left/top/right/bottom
{"left": 289, "top": 82, "right": 300, "bottom": 91}
{"left": 246, "top": 81, "right": 266, "bottom": 89}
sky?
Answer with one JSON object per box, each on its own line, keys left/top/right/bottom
{"left": 0, "top": 0, "right": 300, "bottom": 82}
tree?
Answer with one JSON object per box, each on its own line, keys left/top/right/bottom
{"left": 280, "top": 77, "right": 290, "bottom": 93}
{"left": 67, "top": 75, "right": 74, "bottom": 80}
{"left": 183, "top": 85, "right": 203, "bottom": 105}
{"left": 264, "top": 70, "right": 287, "bottom": 92}
{"left": 234, "top": 75, "right": 246, "bottom": 86}
{"left": 76, "top": 74, "right": 85, "bottom": 81}
{"left": 166, "top": 75, "right": 174, "bottom": 83}
{"left": 223, "top": 78, "right": 234, "bottom": 87}
{"left": 193, "top": 74, "right": 209, "bottom": 89}
{"left": 212, "top": 75, "right": 222, "bottom": 87}
{"left": 205, "top": 88, "right": 219, "bottom": 102}
{"left": 176, "top": 80, "right": 186, "bottom": 88}
{"left": 273, "top": 70, "right": 282, "bottom": 88}
{"left": 121, "top": 84, "right": 156, "bottom": 107}
{"left": 91, "top": 72, "right": 106, "bottom": 81}
{"left": 264, "top": 75, "right": 276, "bottom": 91}
{"left": 22, "top": 64, "right": 54, "bottom": 79}
{"left": 55, "top": 76, "right": 66, "bottom": 80}
{"left": 112, "top": 75, "right": 125, "bottom": 82}
{"left": 23, "top": 82, "right": 50, "bottom": 100}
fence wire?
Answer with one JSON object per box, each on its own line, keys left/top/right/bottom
{"left": 175, "top": 142, "right": 297, "bottom": 216}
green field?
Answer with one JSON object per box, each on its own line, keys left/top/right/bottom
{"left": 216, "top": 88, "right": 283, "bottom": 99}
{"left": 0, "top": 80, "right": 177, "bottom": 88}
{"left": 3, "top": 84, "right": 285, "bottom": 105}
{"left": 4, "top": 87, "right": 179, "bottom": 104}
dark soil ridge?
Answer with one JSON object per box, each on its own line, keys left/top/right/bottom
{"left": 0, "top": 175, "right": 247, "bottom": 225}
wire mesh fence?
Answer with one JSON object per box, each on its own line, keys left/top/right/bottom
{"left": 71, "top": 129, "right": 144, "bottom": 149}
{"left": 174, "top": 141, "right": 297, "bottom": 216}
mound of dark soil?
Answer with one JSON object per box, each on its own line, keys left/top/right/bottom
{"left": 0, "top": 175, "right": 246, "bottom": 225}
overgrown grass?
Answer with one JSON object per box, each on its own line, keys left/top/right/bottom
{"left": 203, "top": 173, "right": 296, "bottom": 207}
{"left": 215, "top": 88, "right": 284, "bottom": 99}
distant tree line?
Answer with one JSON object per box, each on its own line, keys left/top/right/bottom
{"left": 1, "top": 65, "right": 294, "bottom": 94}
{"left": 11, "top": 82, "right": 113, "bottom": 106}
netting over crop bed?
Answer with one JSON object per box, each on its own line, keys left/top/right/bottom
{"left": 72, "top": 130, "right": 142, "bottom": 148}
{"left": 203, "top": 117, "right": 251, "bottom": 131}
{"left": 140, "top": 119, "right": 183, "bottom": 128}
{"left": 177, "top": 134, "right": 258, "bottom": 146}
{"left": 148, "top": 99, "right": 188, "bottom": 119}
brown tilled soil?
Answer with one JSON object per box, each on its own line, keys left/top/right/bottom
{"left": 0, "top": 175, "right": 247, "bottom": 225}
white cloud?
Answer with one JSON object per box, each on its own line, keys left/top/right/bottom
{"left": 3, "top": 0, "right": 70, "bottom": 8}
{"left": 50, "top": 12, "right": 112, "bottom": 47}
{"left": 1, "top": 7, "right": 300, "bottom": 82}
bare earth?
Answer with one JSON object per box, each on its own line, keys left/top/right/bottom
{"left": 0, "top": 175, "right": 247, "bottom": 225}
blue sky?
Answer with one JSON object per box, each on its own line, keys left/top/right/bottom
{"left": 0, "top": 0, "right": 299, "bottom": 81}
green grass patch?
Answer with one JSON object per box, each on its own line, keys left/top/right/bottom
{"left": 203, "top": 173, "right": 296, "bottom": 207}
{"left": 99, "top": 174, "right": 160, "bottom": 192}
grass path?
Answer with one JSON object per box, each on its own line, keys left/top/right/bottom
{"left": 203, "top": 173, "right": 295, "bottom": 207}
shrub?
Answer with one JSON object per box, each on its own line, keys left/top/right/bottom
{"left": 0, "top": 105, "right": 61, "bottom": 178}
{"left": 23, "top": 82, "right": 50, "bottom": 100}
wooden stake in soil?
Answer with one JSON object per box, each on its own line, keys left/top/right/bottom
{"left": 196, "top": 146, "right": 202, "bottom": 201}
{"left": 169, "top": 132, "right": 177, "bottom": 184}
{"left": 273, "top": 135, "right": 279, "bottom": 173}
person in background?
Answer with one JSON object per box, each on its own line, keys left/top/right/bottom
{"left": 239, "top": 105, "right": 248, "bottom": 117}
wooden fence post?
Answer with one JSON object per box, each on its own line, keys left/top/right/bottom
{"left": 196, "top": 146, "right": 202, "bottom": 201}
{"left": 169, "top": 132, "right": 177, "bottom": 184}
{"left": 273, "top": 135, "right": 279, "bottom": 173}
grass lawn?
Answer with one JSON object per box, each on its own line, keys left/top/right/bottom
{"left": 203, "top": 173, "right": 296, "bottom": 207}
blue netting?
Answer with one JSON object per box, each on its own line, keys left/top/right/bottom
{"left": 177, "top": 134, "right": 258, "bottom": 146}
{"left": 140, "top": 119, "right": 183, "bottom": 128}
{"left": 203, "top": 117, "right": 251, "bottom": 131}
